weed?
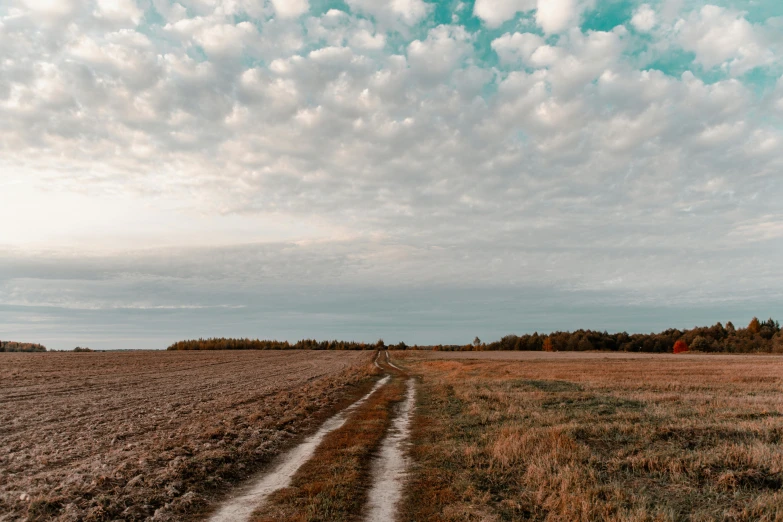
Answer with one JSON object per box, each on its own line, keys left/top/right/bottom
{"left": 512, "top": 379, "right": 584, "bottom": 392}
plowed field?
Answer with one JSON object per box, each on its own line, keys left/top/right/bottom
{"left": 0, "top": 350, "right": 373, "bottom": 521}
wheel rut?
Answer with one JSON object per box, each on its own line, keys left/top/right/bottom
{"left": 365, "top": 372, "right": 416, "bottom": 521}
{"left": 208, "top": 374, "right": 390, "bottom": 522}
{"left": 207, "top": 350, "right": 416, "bottom": 522}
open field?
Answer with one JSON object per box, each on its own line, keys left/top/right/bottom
{"left": 397, "top": 350, "right": 783, "bottom": 521}
{"left": 422, "top": 350, "right": 783, "bottom": 361}
{"left": 5, "top": 349, "right": 783, "bottom": 522}
{"left": 0, "top": 350, "right": 375, "bottom": 521}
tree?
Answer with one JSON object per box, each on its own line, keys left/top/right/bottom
{"left": 760, "top": 318, "right": 779, "bottom": 340}
{"left": 473, "top": 337, "right": 481, "bottom": 348}
{"left": 748, "top": 317, "right": 761, "bottom": 334}
{"left": 773, "top": 331, "right": 783, "bottom": 354}
{"left": 726, "top": 321, "right": 735, "bottom": 333}
{"left": 673, "top": 340, "right": 688, "bottom": 354}
{"left": 690, "top": 336, "right": 709, "bottom": 352}
{"left": 542, "top": 337, "right": 554, "bottom": 352}
{"left": 577, "top": 337, "right": 592, "bottom": 351}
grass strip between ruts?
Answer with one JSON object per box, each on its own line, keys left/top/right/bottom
{"left": 251, "top": 374, "right": 407, "bottom": 522}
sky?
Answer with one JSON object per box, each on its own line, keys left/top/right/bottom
{"left": 1, "top": 0, "right": 782, "bottom": 350}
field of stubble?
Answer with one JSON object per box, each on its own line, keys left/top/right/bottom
{"left": 0, "top": 350, "right": 373, "bottom": 521}
{"left": 399, "top": 351, "right": 783, "bottom": 521}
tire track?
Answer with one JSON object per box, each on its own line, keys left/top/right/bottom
{"left": 208, "top": 350, "right": 416, "bottom": 522}
{"left": 385, "top": 350, "right": 404, "bottom": 372}
{"left": 208, "top": 374, "right": 391, "bottom": 522}
{"left": 364, "top": 374, "right": 416, "bottom": 522}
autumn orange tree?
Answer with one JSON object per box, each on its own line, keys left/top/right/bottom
{"left": 747, "top": 317, "right": 761, "bottom": 334}
{"left": 673, "top": 340, "right": 688, "bottom": 354}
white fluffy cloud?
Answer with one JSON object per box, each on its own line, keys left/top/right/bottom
{"left": 345, "top": 0, "right": 430, "bottom": 28}
{"left": 676, "top": 5, "right": 776, "bottom": 75}
{"left": 350, "top": 29, "right": 385, "bottom": 50}
{"left": 493, "top": 27, "right": 625, "bottom": 98}
{"left": 473, "top": 0, "right": 536, "bottom": 28}
{"left": 21, "top": 0, "right": 78, "bottom": 21}
{"left": 474, "top": 0, "right": 585, "bottom": 32}
{"left": 536, "top": 0, "right": 578, "bottom": 34}
{"left": 166, "top": 18, "right": 260, "bottom": 57}
{"left": 491, "top": 32, "right": 545, "bottom": 64}
{"left": 270, "top": 0, "right": 308, "bottom": 19}
{"left": 93, "top": 0, "right": 143, "bottom": 25}
{"left": 631, "top": 3, "right": 656, "bottom": 32}
{"left": 408, "top": 25, "right": 472, "bottom": 84}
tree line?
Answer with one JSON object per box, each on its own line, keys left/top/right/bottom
{"left": 167, "top": 338, "right": 384, "bottom": 351}
{"left": 167, "top": 317, "right": 782, "bottom": 354}
{"left": 449, "top": 317, "right": 782, "bottom": 353}
{"left": 1, "top": 341, "right": 47, "bottom": 352}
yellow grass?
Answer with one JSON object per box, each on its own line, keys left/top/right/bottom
{"left": 397, "top": 351, "right": 783, "bottom": 521}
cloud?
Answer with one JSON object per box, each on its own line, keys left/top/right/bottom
{"left": 270, "top": 0, "right": 309, "bottom": 19}
{"left": 349, "top": 29, "right": 386, "bottom": 51}
{"left": 675, "top": 5, "right": 777, "bottom": 76}
{"left": 474, "top": 0, "right": 586, "bottom": 32}
{"left": 165, "top": 17, "right": 262, "bottom": 58}
{"left": 345, "top": 0, "right": 430, "bottom": 29}
{"left": 21, "top": 0, "right": 78, "bottom": 21}
{"left": 631, "top": 3, "right": 656, "bottom": 32}
{"left": 473, "top": 0, "right": 536, "bottom": 28}
{"left": 492, "top": 32, "right": 545, "bottom": 64}
{"left": 93, "top": 0, "right": 143, "bottom": 25}
{"left": 407, "top": 25, "right": 472, "bottom": 84}
{"left": 535, "top": 0, "right": 578, "bottom": 34}
{"left": 493, "top": 26, "right": 625, "bottom": 100}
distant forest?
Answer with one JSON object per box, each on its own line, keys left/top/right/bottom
{"left": 167, "top": 339, "right": 378, "bottom": 351}
{"left": 168, "top": 317, "right": 782, "bottom": 354}
{"left": 1, "top": 341, "right": 47, "bottom": 352}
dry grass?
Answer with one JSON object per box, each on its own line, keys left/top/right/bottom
{"left": 0, "top": 350, "right": 375, "bottom": 521}
{"left": 397, "top": 351, "right": 783, "bottom": 522}
{"left": 252, "top": 361, "right": 407, "bottom": 522}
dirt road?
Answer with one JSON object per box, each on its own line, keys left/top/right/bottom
{"left": 208, "top": 375, "right": 391, "bottom": 522}
{"left": 365, "top": 375, "right": 416, "bottom": 521}
{"left": 210, "top": 350, "right": 416, "bottom": 522}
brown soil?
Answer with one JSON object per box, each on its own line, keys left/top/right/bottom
{"left": 0, "top": 350, "right": 374, "bottom": 521}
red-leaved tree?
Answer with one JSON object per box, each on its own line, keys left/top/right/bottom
{"left": 673, "top": 340, "right": 688, "bottom": 354}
